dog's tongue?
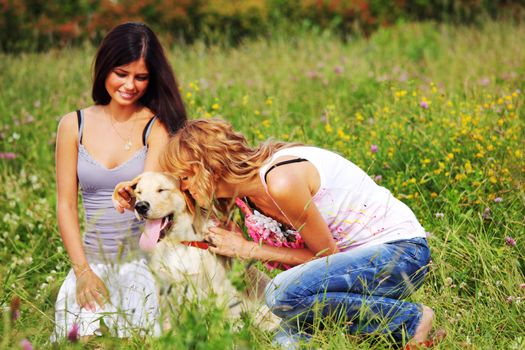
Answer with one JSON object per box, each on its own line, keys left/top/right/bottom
{"left": 140, "top": 219, "right": 165, "bottom": 251}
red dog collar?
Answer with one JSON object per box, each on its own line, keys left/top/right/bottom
{"left": 181, "top": 241, "right": 209, "bottom": 250}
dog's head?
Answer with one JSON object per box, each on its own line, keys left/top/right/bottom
{"left": 113, "top": 172, "right": 197, "bottom": 251}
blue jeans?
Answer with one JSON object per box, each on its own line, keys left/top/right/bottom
{"left": 265, "top": 237, "right": 430, "bottom": 347}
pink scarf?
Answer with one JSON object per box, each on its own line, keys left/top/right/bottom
{"left": 235, "top": 198, "right": 305, "bottom": 270}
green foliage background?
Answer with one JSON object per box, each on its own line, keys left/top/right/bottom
{"left": 2, "top": 0, "right": 525, "bottom": 52}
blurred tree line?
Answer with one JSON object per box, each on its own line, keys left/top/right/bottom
{"left": 1, "top": 0, "right": 524, "bottom": 52}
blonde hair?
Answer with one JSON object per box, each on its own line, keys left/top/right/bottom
{"left": 161, "top": 118, "right": 300, "bottom": 212}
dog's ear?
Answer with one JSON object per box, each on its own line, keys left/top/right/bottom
{"left": 112, "top": 173, "right": 143, "bottom": 202}
{"left": 162, "top": 172, "right": 197, "bottom": 216}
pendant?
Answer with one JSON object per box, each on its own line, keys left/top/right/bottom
{"left": 124, "top": 140, "right": 132, "bottom": 151}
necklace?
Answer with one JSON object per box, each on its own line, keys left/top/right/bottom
{"left": 105, "top": 107, "right": 140, "bottom": 151}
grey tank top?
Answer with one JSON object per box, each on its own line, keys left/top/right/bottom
{"left": 76, "top": 110, "right": 156, "bottom": 263}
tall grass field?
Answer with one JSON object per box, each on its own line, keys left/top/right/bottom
{"left": 0, "top": 20, "right": 524, "bottom": 349}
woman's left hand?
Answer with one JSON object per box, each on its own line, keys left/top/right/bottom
{"left": 205, "top": 226, "right": 252, "bottom": 259}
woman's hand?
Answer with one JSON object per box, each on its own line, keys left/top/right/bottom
{"left": 113, "top": 184, "right": 136, "bottom": 213}
{"left": 205, "top": 226, "right": 252, "bottom": 259}
{"left": 75, "top": 268, "right": 109, "bottom": 312}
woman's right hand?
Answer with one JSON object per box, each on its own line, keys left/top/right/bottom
{"left": 75, "top": 268, "right": 109, "bottom": 312}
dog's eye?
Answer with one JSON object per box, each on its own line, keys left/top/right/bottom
{"left": 157, "top": 189, "right": 166, "bottom": 193}
{"left": 135, "top": 190, "right": 142, "bottom": 195}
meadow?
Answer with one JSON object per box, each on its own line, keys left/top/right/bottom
{"left": 0, "top": 20, "right": 524, "bottom": 349}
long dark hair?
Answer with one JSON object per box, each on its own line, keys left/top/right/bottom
{"left": 92, "top": 22, "right": 187, "bottom": 134}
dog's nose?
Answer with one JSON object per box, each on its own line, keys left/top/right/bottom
{"left": 135, "top": 201, "right": 150, "bottom": 216}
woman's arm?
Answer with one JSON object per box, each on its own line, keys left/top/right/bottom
{"left": 207, "top": 227, "right": 317, "bottom": 266}
{"left": 265, "top": 168, "right": 339, "bottom": 258}
{"left": 143, "top": 120, "right": 169, "bottom": 171}
{"left": 55, "top": 113, "right": 89, "bottom": 274}
{"left": 208, "top": 164, "right": 339, "bottom": 266}
{"left": 55, "top": 113, "right": 108, "bottom": 310}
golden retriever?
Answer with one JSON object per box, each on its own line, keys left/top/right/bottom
{"left": 113, "top": 172, "right": 279, "bottom": 331}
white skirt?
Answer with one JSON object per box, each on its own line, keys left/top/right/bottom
{"left": 51, "top": 259, "right": 160, "bottom": 341}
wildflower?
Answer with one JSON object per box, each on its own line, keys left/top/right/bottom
{"left": 306, "top": 70, "right": 319, "bottom": 79}
{"left": 370, "top": 144, "right": 378, "bottom": 153}
{"left": 505, "top": 236, "right": 516, "bottom": 247}
{"left": 435, "top": 212, "right": 444, "bottom": 219}
{"left": 444, "top": 277, "right": 453, "bottom": 287}
{"left": 0, "top": 152, "right": 16, "bottom": 159}
{"left": 420, "top": 100, "right": 429, "bottom": 109}
{"left": 20, "top": 339, "right": 33, "bottom": 350}
{"left": 506, "top": 296, "right": 514, "bottom": 304}
{"left": 374, "top": 175, "right": 382, "bottom": 182}
{"left": 482, "top": 207, "right": 491, "bottom": 220}
{"left": 34, "top": 100, "right": 41, "bottom": 108}
{"left": 67, "top": 323, "right": 80, "bottom": 342}
{"left": 519, "top": 283, "right": 525, "bottom": 290}
{"left": 10, "top": 295, "right": 21, "bottom": 321}
{"left": 334, "top": 66, "right": 344, "bottom": 75}
{"left": 494, "top": 197, "right": 503, "bottom": 203}
{"left": 211, "top": 103, "right": 220, "bottom": 110}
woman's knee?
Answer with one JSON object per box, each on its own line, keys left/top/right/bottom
{"left": 264, "top": 273, "right": 302, "bottom": 317}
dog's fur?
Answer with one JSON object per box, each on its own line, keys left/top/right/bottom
{"left": 113, "top": 172, "right": 278, "bottom": 330}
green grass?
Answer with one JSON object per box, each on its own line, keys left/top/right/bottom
{"left": 0, "top": 20, "right": 524, "bottom": 349}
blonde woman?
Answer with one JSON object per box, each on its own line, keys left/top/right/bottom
{"left": 161, "top": 118, "right": 443, "bottom": 349}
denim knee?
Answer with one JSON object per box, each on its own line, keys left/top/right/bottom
{"left": 265, "top": 274, "right": 297, "bottom": 318}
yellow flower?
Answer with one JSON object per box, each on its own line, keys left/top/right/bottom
{"left": 212, "top": 103, "right": 220, "bottom": 110}
{"left": 262, "top": 119, "right": 270, "bottom": 128}
{"left": 395, "top": 90, "right": 407, "bottom": 98}
{"left": 186, "top": 92, "right": 192, "bottom": 98}
{"left": 464, "top": 160, "right": 473, "bottom": 173}
{"left": 265, "top": 97, "right": 273, "bottom": 106}
{"left": 337, "top": 128, "right": 350, "bottom": 141}
{"left": 455, "top": 173, "right": 467, "bottom": 181}
{"left": 325, "top": 124, "right": 333, "bottom": 133}
{"left": 430, "top": 192, "right": 438, "bottom": 198}
{"left": 447, "top": 153, "right": 454, "bottom": 160}
{"left": 355, "top": 112, "right": 364, "bottom": 122}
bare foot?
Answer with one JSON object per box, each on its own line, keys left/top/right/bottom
{"left": 405, "top": 306, "right": 447, "bottom": 349}
{"left": 405, "top": 328, "right": 447, "bottom": 349}
{"left": 411, "top": 305, "right": 434, "bottom": 343}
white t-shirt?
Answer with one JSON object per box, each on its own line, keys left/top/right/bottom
{"left": 259, "top": 146, "right": 427, "bottom": 251}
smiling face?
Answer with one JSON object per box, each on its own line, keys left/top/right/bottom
{"left": 105, "top": 58, "right": 149, "bottom": 107}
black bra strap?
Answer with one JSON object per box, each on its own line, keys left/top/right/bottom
{"left": 264, "top": 158, "right": 308, "bottom": 183}
{"left": 76, "top": 110, "right": 83, "bottom": 144}
{"left": 142, "top": 116, "right": 157, "bottom": 146}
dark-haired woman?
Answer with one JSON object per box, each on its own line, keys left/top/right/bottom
{"left": 52, "top": 22, "right": 187, "bottom": 341}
